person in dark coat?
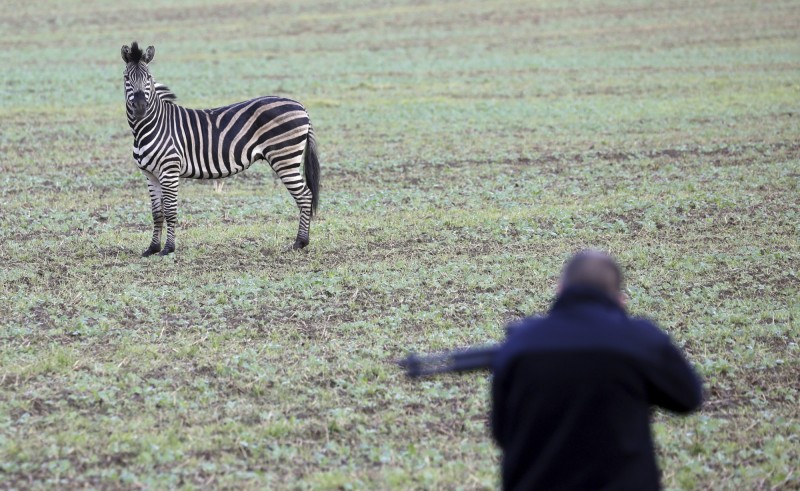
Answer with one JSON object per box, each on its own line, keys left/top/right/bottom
{"left": 491, "top": 250, "right": 703, "bottom": 491}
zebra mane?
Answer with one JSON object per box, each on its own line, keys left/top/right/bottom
{"left": 154, "top": 83, "right": 177, "bottom": 103}
{"left": 128, "top": 41, "right": 145, "bottom": 64}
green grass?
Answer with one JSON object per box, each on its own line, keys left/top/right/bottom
{"left": 1, "top": 0, "right": 799, "bottom": 489}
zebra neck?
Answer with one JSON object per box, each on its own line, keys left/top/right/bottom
{"left": 129, "top": 98, "right": 168, "bottom": 140}
{"left": 129, "top": 101, "right": 173, "bottom": 167}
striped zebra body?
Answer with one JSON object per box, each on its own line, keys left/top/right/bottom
{"left": 121, "top": 42, "right": 319, "bottom": 256}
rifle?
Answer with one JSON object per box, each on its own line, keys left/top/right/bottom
{"left": 398, "top": 345, "right": 500, "bottom": 378}
{"left": 399, "top": 323, "right": 524, "bottom": 378}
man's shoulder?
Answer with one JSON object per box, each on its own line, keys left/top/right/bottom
{"left": 506, "top": 315, "right": 547, "bottom": 335}
{"left": 627, "top": 316, "right": 671, "bottom": 342}
{"left": 509, "top": 311, "right": 665, "bottom": 332}
{"left": 502, "top": 314, "right": 561, "bottom": 344}
{"left": 493, "top": 316, "right": 546, "bottom": 367}
{"left": 500, "top": 312, "right": 672, "bottom": 358}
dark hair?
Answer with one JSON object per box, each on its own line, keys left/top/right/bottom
{"left": 127, "top": 42, "right": 144, "bottom": 63}
{"left": 121, "top": 41, "right": 154, "bottom": 65}
{"left": 561, "top": 250, "right": 623, "bottom": 296}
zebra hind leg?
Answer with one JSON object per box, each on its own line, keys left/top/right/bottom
{"left": 290, "top": 175, "right": 313, "bottom": 250}
{"left": 271, "top": 158, "right": 313, "bottom": 250}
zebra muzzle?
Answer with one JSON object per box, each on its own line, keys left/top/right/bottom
{"left": 132, "top": 92, "right": 147, "bottom": 117}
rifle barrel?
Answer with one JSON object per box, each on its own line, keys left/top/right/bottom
{"left": 400, "top": 345, "right": 499, "bottom": 378}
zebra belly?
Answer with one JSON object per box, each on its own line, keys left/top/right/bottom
{"left": 181, "top": 156, "right": 259, "bottom": 179}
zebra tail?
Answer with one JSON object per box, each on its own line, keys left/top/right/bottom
{"left": 304, "top": 127, "right": 320, "bottom": 216}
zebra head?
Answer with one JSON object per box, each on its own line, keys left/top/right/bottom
{"left": 121, "top": 41, "right": 155, "bottom": 120}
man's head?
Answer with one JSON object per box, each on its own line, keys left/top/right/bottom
{"left": 558, "top": 250, "right": 624, "bottom": 305}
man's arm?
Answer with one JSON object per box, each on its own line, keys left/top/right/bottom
{"left": 646, "top": 333, "right": 704, "bottom": 413}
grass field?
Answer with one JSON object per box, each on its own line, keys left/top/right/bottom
{"left": 1, "top": 0, "right": 799, "bottom": 489}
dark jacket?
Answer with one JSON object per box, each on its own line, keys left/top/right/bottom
{"left": 491, "top": 287, "right": 703, "bottom": 491}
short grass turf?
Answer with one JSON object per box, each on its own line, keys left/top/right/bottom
{"left": 1, "top": 0, "right": 799, "bottom": 489}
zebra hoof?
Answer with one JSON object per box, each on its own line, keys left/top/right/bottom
{"left": 159, "top": 244, "right": 176, "bottom": 256}
{"left": 291, "top": 238, "right": 309, "bottom": 250}
{"left": 142, "top": 244, "right": 161, "bottom": 257}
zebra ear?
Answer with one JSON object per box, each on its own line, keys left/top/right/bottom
{"left": 143, "top": 45, "right": 155, "bottom": 64}
{"left": 121, "top": 45, "right": 131, "bottom": 63}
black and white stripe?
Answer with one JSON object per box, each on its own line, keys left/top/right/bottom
{"left": 121, "top": 42, "right": 320, "bottom": 256}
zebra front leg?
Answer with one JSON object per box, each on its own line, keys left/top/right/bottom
{"left": 158, "top": 166, "right": 181, "bottom": 256}
{"left": 142, "top": 172, "right": 164, "bottom": 256}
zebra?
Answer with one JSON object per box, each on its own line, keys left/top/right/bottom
{"left": 120, "top": 41, "right": 320, "bottom": 256}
